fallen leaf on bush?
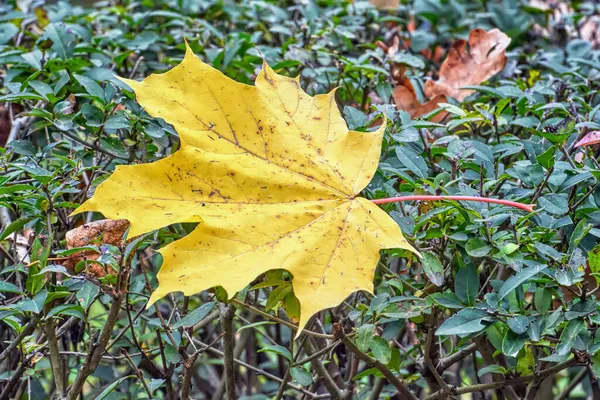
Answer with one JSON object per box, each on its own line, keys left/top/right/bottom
{"left": 380, "top": 28, "right": 509, "bottom": 120}
{"left": 574, "top": 131, "right": 600, "bottom": 148}
{"left": 369, "top": 0, "right": 399, "bottom": 10}
{"left": 424, "top": 28, "right": 511, "bottom": 102}
{"left": 391, "top": 68, "right": 448, "bottom": 123}
{"left": 377, "top": 39, "right": 448, "bottom": 122}
{"left": 63, "top": 219, "right": 129, "bottom": 277}
{"left": 73, "top": 44, "right": 418, "bottom": 332}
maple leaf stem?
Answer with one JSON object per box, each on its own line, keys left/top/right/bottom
{"left": 370, "top": 195, "right": 534, "bottom": 213}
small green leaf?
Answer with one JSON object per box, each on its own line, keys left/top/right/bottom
{"left": 455, "top": 266, "right": 479, "bottom": 306}
{"left": 465, "top": 238, "right": 491, "bottom": 258}
{"left": 436, "top": 308, "right": 490, "bottom": 336}
{"left": 421, "top": 252, "right": 444, "bottom": 286}
{"left": 171, "top": 302, "right": 216, "bottom": 329}
{"left": 498, "top": 263, "right": 548, "bottom": 301}
{"left": 94, "top": 376, "right": 136, "bottom": 400}
{"left": 371, "top": 337, "right": 392, "bottom": 364}
{"left": 357, "top": 324, "right": 375, "bottom": 352}
{"left": 556, "top": 319, "right": 584, "bottom": 356}
{"left": 290, "top": 367, "right": 313, "bottom": 386}
{"left": 258, "top": 344, "right": 292, "bottom": 361}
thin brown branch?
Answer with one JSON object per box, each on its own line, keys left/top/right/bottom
{"left": 337, "top": 324, "right": 417, "bottom": 400}
{"left": 304, "top": 338, "right": 344, "bottom": 399}
{"left": 220, "top": 303, "right": 237, "bottom": 400}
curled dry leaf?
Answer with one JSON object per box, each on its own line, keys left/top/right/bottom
{"left": 379, "top": 28, "right": 510, "bottom": 121}
{"left": 424, "top": 28, "right": 511, "bottom": 102}
{"left": 391, "top": 67, "right": 448, "bottom": 123}
{"left": 369, "top": 0, "right": 399, "bottom": 10}
{"left": 377, "top": 38, "right": 448, "bottom": 122}
{"left": 73, "top": 43, "right": 418, "bottom": 334}
{"left": 574, "top": 131, "right": 600, "bottom": 148}
{"left": 63, "top": 219, "right": 129, "bottom": 277}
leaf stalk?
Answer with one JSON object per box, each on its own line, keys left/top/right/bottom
{"left": 370, "top": 195, "right": 534, "bottom": 212}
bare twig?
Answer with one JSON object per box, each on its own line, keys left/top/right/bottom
{"left": 0, "top": 314, "right": 42, "bottom": 364}
{"left": 220, "top": 303, "right": 237, "bottom": 400}
{"left": 193, "top": 339, "right": 328, "bottom": 399}
{"left": 304, "top": 338, "right": 344, "bottom": 399}
{"left": 337, "top": 324, "right": 417, "bottom": 400}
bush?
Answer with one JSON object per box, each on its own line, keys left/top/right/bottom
{"left": 1, "top": 0, "right": 600, "bottom": 399}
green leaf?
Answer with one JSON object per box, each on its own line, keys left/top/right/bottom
{"left": 395, "top": 147, "right": 428, "bottom": 179}
{"left": 290, "top": 367, "right": 313, "bottom": 386}
{"left": 42, "top": 23, "right": 75, "bottom": 60}
{"left": 517, "top": 346, "right": 535, "bottom": 376}
{"left": 371, "top": 337, "right": 392, "bottom": 364}
{"left": 357, "top": 324, "right": 375, "bottom": 352}
{"left": 477, "top": 364, "right": 506, "bottom": 377}
{"left": 27, "top": 238, "right": 49, "bottom": 296}
{"left": 534, "top": 287, "right": 552, "bottom": 313}
{"left": 0, "top": 281, "right": 23, "bottom": 295}
{"left": 569, "top": 219, "right": 592, "bottom": 252}
{"left": 502, "top": 330, "right": 527, "bottom": 357}
{"left": 237, "top": 321, "right": 276, "bottom": 333}
{"left": 94, "top": 376, "right": 135, "bottom": 400}
{"left": 46, "top": 304, "right": 85, "bottom": 320}
{"left": 556, "top": 319, "right": 584, "bottom": 356}
{"left": 436, "top": 308, "right": 490, "bottom": 336}
{"left": 265, "top": 285, "right": 292, "bottom": 312}
{"left": 73, "top": 74, "right": 105, "bottom": 100}
{"left": 538, "top": 195, "right": 568, "bottom": 215}
{"left": 421, "top": 252, "right": 444, "bottom": 286}
{"left": 589, "top": 244, "right": 600, "bottom": 285}
{"left": 507, "top": 316, "right": 529, "bottom": 334}
{"left": 535, "top": 146, "right": 556, "bottom": 170}
{"left": 148, "top": 378, "right": 165, "bottom": 392}
{"left": 171, "top": 302, "right": 216, "bottom": 329}
{"left": 76, "top": 282, "right": 100, "bottom": 311}
{"left": 54, "top": 245, "right": 100, "bottom": 257}
{"left": 0, "top": 216, "right": 34, "bottom": 241}
{"left": 0, "top": 23, "right": 19, "bottom": 45}
{"left": 430, "top": 292, "right": 464, "bottom": 309}
{"left": 498, "top": 263, "right": 548, "bottom": 301}
{"left": 343, "top": 106, "right": 369, "bottom": 130}
{"left": 28, "top": 81, "right": 53, "bottom": 99}
{"left": 465, "top": 238, "right": 491, "bottom": 258}
{"left": 258, "top": 344, "right": 292, "bottom": 361}
{"left": 455, "top": 266, "right": 479, "bottom": 306}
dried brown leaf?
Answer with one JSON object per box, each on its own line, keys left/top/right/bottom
{"left": 63, "top": 219, "right": 129, "bottom": 276}
{"left": 391, "top": 66, "right": 448, "bottom": 122}
{"left": 424, "top": 28, "right": 511, "bottom": 101}
{"left": 369, "top": 0, "right": 400, "bottom": 10}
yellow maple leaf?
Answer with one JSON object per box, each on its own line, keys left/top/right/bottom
{"left": 73, "top": 44, "right": 418, "bottom": 332}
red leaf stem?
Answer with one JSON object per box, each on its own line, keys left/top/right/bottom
{"left": 370, "top": 195, "right": 534, "bottom": 212}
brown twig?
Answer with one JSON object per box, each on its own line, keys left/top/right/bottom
{"left": 337, "top": 324, "right": 417, "bottom": 400}
{"left": 220, "top": 303, "right": 237, "bottom": 400}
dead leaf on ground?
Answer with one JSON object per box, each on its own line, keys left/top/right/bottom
{"left": 63, "top": 219, "right": 129, "bottom": 277}
{"left": 424, "top": 28, "right": 511, "bottom": 102}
